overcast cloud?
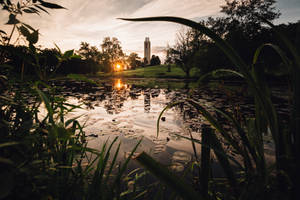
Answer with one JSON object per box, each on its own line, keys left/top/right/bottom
{"left": 0, "top": 0, "right": 299, "bottom": 59}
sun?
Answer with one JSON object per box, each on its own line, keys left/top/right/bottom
{"left": 115, "top": 64, "right": 121, "bottom": 71}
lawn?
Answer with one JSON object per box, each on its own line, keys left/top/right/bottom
{"left": 97, "top": 64, "right": 199, "bottom": 79}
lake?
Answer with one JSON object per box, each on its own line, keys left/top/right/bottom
{"left": 41, "top": 78, "right": 287, "bottom": 173}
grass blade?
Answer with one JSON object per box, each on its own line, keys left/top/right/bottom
{"left": 135, "top": 152, "right": 204, "bottom": 200}
{"left": 157, "top": 101, "right": 183, "bottom": 137}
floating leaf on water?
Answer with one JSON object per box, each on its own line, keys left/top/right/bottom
{"left": 152, "top": 138, "right": 167, "bottom": 145}
{"left": 153, "top": 144, "right": 166, "bottom": 154}
{"left": 124, "top": 134, "right": 138, "bottom": 139}
{"left": 169, "top": 162, "right": 185, "bottom": 172}
{"left": 135, "top": 129, "right": 145, "bottom": 134}
{"left": 124, "top": 152, "right": 140, "bottom": 159}
{"left": 172, "top": 151, "right": 191, "bottom": 164}
{"left": 168, "top": 132, "right": 181, "bottom": 141}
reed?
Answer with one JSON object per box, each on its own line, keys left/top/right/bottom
{"left": 121, "top": 16, "right": 299, "bottom": 200}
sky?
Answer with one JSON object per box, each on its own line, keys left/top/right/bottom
{"left": 1, "top": 0, "right": 300, "bottom": 59}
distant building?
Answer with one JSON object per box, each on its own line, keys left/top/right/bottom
{"left": 144, "top": 37, "right": 151, "bottom": 65}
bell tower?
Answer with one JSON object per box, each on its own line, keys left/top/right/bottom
{"left": 144, "top": 37, "right": 151, "bottom": 65}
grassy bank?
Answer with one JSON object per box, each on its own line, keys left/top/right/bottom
{"left": 97, "top": 64, "right": 199, "bottom": 79}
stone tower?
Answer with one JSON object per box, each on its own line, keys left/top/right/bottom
{"left": 144, "top": 37, "right": 151, "bottom": 65}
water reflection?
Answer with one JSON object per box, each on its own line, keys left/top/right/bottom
{"left": 46, "top": 78, "right": 287, "bottom": 170}
{"left": 114, "top": 79, "right": 128, "bottom": 90}
{"left": 144, "top": 90, "right": 151, "bottom": 113}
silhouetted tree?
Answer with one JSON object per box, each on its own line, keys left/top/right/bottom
{"left": 208, "top": 0, "right": 280, "bottom": 39}
{"left": 39, "top": 48, "right": 59, "bottom": 74}
{"left": 199, "top": 0, "right": 282, "bottom": 68}
{"left": 150, "top": 55, "right": 161, "bottom": 66}
{"left": 165, "top": 44, "right": 173, "bottom": 72}
{"left": 101, "top": 37, "right": 124, "bottom": 72}
{"left": 127, "top": 52, "right": 141, "bottom": 69}
{"left": 168, "top": 27, "right": 204, "bottom": 78}
{"left": 77, "top": 42, "right": 102, "bottom": 63}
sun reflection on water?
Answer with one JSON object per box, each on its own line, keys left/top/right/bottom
{"left": 114, "top": 79, "right": 127, "bottom": 90}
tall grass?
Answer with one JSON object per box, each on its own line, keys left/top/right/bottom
{"left": 0, "top": 80, "right": 144, "bottom": 199}
{"left": 121, "top": 16, "right": 299, "bottom": 199}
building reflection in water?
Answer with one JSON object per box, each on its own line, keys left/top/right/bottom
{"left": 144, "top": 89, "right": 151, "bottom": 113}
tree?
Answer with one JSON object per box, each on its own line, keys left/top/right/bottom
{"left": 39, "top": 48, "right": 60, "bottom": 74}
{"left": 77, "top": 42, "right": 102, "bottom": 63}
{"left": 127, "top": 52, "right": 141, "bottom": 69}
{"left": 168, "top": 27, "right": 204, "bottom": 78}
{"left": 101, "top": 37, "right": 124, "bottom": 72}
{"left": 204, "top": 0, "right": 281, "bottom": 65}
{"left": 209, "top": 0, "right": 280, "bottom": 39}
{"left": 165, "top": 44, "right": 173, "bottom": 72}
{"left": 150, "top": 55, "right": 161, "bottom": 66}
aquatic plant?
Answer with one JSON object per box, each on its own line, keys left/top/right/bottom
{"left": 121, "top": 16, "right": 299, "bottom": 200}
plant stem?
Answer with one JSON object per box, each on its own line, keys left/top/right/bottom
{"left": 7, "top": 24, "right": 16, "bottom": 46}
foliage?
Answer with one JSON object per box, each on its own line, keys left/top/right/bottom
{"left": 0, "top": 2, "right": 146, "bottom": 200}
{"left": 149, "top": 55, "right": 161, "bottom": 66}
{"left": 0, "top": 81, "right": 142, "bottom": 199}
{"left": 218, "top": 0, "right": 280, "bottom": 38}
{"left": 167, "top": 26, "right": 206, "bottom": 77}
{"left": 163, "top": 0, "right": 287, "bottom": 78}
{"left": 101, "top": 37, "right": 125, "bottom": 73}
{"left": 203, "top": 0, "right": 282, "bottom": 66}
{"left": 127, "top": 52, "right": 142, "bottom": 69}
{"left": 0, "top": 0, "right": 65, "bottom": 46}
{"left": 77, "top": 42, "right": 102, "bottom": 63}
{"left": 122, "top": 15, "right": 300, "bottom": 200}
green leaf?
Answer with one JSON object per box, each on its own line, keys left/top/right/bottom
{"left": 54, "top": 43, "right": 62, "bottom": 54}
{"left": 112, "top": 139, "right": 142, "bottom": 190}
{"left": 0, "top": 142, "right": 18, "bottom": 149}
{"left": 34, "top": 81, "right": 54, "bottom": 123}
{"left": 6, "top": 0, "right": 12, "bottom": 6}
{"left": 39, "top": 0, "right": 65, "bottom": 9}
{"left": 65, "top": 116, "right": 82, "bottom": 128}
{"left": 22, "top": 23, "right": 35, "bottom": 31}
{"left": 0, "top": 157, "right": 13, "bottom": 165}
{"left": 135, "top": 152, "right": 203, "bottom": 200}
{"left": 157, "top": 101, "right": 183, "bottom": 137}
{"left": 19, "top": 25, "right": 30, "bottom": 38}
{"left": 253, "top": 43, "right": 291, "bottom": 70}
{"left": 63, "top": 49, "right": 74, "bottom": 58}
{"left": 23, "top": 8, "right": 36, "bottom": 14}
{"left": 198, "top": 69, "right": 244, "bottom": 84}
{"left": 6, "top": 14, "right": 20, "bottom": 25}
{"left": 262, "top": 19, "right": 300, "bottom": 71}
{"left": 208, "top": 132, "right": 238, "bottom": 192}
{"left": 0, "top": 30, "right": 6, "bottom": 35}
{"left": 28, "top": 30, "right": 39, "bottom": 44}
{"left": 70, "top": 55, "right": 81, "bottom": 59}
{"left": 34, "top": 4, "right": 50, "bottom": 14}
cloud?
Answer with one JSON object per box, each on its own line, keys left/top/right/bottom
{"left": 1, "top": 0, "right": 299, "bottom": 60}
{"left": 1, "top": 0, "right": 223, "bottom": 51}
{"left": 152, "top": 46, "right": 167, "bottom": 54}
{"left": 129, "top": 0, "right": 223, "bottom": 18}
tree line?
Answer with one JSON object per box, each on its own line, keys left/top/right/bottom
{"left": 166, "top": 0, "right": 300, "bottom": 79}
{"left": 1, "top": 35, "right": 162, "bottom": 78}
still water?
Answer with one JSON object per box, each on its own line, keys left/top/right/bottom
{"left": 47, "top": 78, "right": 283, "bottom": 172}
{"left": 64, "top": 79, "right": 202, "bottom": 171}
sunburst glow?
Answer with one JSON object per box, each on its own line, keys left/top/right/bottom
{"left": 115, "top": 63, "right": 122, "bottom": 71}
{"left": 115, "top": 79, "right": 123, "bottom": 89}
